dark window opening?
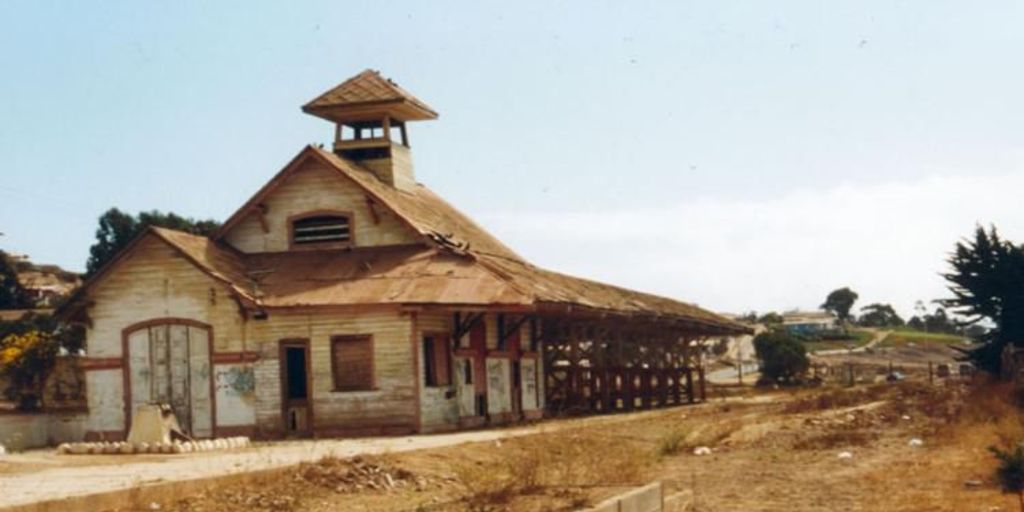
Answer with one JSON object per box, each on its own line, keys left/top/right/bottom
{"left": 512, "top": 361, "right": 522, "bottom": 388}
{"left": 293, "top": 215, "right": 351, "bottom": 245}
{"left": 423, "top": 335, "right": 452, "bottom": 387}
{"left": 475, "top": 394, "right": 487, "bottom": 416}
{"left": 284, "top": 347, "right": 308, "bottom": 400}
{"left": 463, "top": 359, "right": 473, "bottom": 384}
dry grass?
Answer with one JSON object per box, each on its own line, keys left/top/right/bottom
{"left": 454, "top": 428, "right": 651, "bottom": 510}
{"left": 782, "top": 384, "right": 889, "bottom": 414}
{"left": 791, "top": 429, "right": 878, "bottom": 450}
{"left": 656, "top": 427, "right": 688, "bottom": 457}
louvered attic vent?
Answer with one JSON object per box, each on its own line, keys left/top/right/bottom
{"left": 292, "top": 214, "right": 351, "bottom": 245}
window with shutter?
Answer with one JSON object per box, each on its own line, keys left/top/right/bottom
{"left": 331, "top": 335, "right": 374, "bottom": 391}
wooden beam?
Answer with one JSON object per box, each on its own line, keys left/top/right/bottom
{"left": 365, "top": 197, "right": 381, "bottom": 225}
{"left": 255, "top": 204, "right": 269, "bottom": 234}
{"left": 498, "top": 314, "right": 531, "bottom": 349}
{"left": 452, "top": 312, "right": 485, "bottom": 350}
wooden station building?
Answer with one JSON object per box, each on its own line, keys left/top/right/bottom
{"left": 61, "top": 70, "right": 748, "bottom": 441}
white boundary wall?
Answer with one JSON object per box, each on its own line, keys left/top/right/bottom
{"left": 0, "top": 412, "right": 87, "bottom": 450}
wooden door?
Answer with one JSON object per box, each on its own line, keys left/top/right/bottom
{"left": 125, "top": 322, "right": 212, "bottom": 437}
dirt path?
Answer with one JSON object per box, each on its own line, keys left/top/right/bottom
{"left": 130, "top": 381, "right": 1011, "bottom": 512}
{"left": 811, "top": 329, "right": 890, "bottom": 356}
{"left": 0, "top": 404, "right": 717, "bottom": 509}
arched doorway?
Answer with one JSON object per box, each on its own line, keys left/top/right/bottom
{"left": 123, "top": 319, "right": 213, "bottom": 437}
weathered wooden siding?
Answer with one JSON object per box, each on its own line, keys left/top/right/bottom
{"left": 86, "top": 237, "right": 248, "bottom": 356}
{"left": 223, "top": 158, "right": 420, "bottom": 253}
{"left": 83, "top": 237, "right": 249, "bottom": 435}
{"left": 417, "top": 312, "right": 458, "bottom": 431}
{"left": 247, "top": 310, "right": 417, "bottom": 436}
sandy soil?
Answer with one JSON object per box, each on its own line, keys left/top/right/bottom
{"left": 3, "top": 377, "right": 1015, "bottom": 512}
{"left": 85, "top": 380, "right": 1016, "bottom": 512}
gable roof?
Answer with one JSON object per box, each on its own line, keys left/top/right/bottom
{"left": 214, "top": 145, "right": 524, "bottom": 261}
{"left": 303, "top": 69, "right": 438, "bottom": 122}
{"left": 67, "top": 146, "right": 746, "bottom": 335}
{"left": 89, "top": 229, "right": 741, "bottom": 334}
{"left": 56, "top": 227, "right": 258, "bottom": 321}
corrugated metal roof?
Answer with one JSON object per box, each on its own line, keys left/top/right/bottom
{"left": 154, "top": 226, "right": 743, "bottom": 332}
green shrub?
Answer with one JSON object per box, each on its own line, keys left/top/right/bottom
{"left": 990, "top": 442, "right": 1024, "bottom": 511}
{"left": 753, "top": 329, "right": 810, "bottom": 385}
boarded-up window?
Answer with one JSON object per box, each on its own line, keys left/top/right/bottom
{"left": 331, "top": 335, "right": 374, "bottom": 391}
{"left": 292, "top": 214, "right": 351, "bottom": 245}
{"left": 423, "top": 334, "right": 451, "bottom": 387}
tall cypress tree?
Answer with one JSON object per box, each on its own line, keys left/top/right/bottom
{"left": 942, "top": 226, "right": 1024, "bottom": 373}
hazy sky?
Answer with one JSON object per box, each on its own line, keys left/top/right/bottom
{"left": 2, "top": 2, "right": 1023, "bottom": 318}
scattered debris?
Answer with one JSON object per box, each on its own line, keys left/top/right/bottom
{"left": 963, "top": 479, "right": 984, "bottom": 489}
{"left": 908, "top": 438, "right": 924, "bottom": 447}
{"left": 901, "top": 415, "right": 911, "bottom": 421}
{"left": 296, "top": 455, "right": 425, "bottom": 494}
{"left": 693, "top": 446, "right": 712, "bottom": 456}
{"left": 837, "top": 451, "right": 854, "bottom": 460}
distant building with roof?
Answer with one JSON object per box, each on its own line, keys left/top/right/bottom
{"left": 782, "top": 310, "right": 837, "bottom": 336}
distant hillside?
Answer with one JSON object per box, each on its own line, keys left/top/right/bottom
{"left": 4, "top": 253, "right": 81, "bottom": 309}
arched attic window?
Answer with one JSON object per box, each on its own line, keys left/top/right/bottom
{"left": 289, "top": 211, "right": 353, "bottom": 248}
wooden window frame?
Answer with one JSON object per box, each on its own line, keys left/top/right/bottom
{"left": 422, "top": 332, "right": 452, "bottom": 388}
{"left": 330, "top": 334, "right": 375, "bottom": 392}
{"left": 288, "top": 210, "right": 355, "bottom": 250}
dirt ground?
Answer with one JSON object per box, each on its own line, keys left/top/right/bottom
{"left": 85, "top": 377, "right": 1021, "bottom": 512}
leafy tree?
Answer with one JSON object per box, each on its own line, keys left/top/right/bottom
{"left": 0, "top": 331, "right": 57, "bottom": 410}
{"left": 737, "top": 311, "right": 758, "bottom": 324}
{"left": 0, "top": 312, "right": 83, "bottom": 410}
{"left": 923, "top": 306, "right": 960, "bottom": 334}
{"left": 941, "top": 226, "right": 1024, "bottom": 373}
{"left": 758, "top": 312, "right": 784, "bottom": 325}
{"left": 858, "top": 303, "right": 904, "bottom": 328}
{"left": 821, "top": 287, "right": 859, "bottom": 324}
{"left": 907, "top": 316, "right": 924, "bottom": 330}
{"left": 753, "top": 329, "right": 809, "bottom": 385}
{"left": 0, "top": 251, "right": 32, "bottom": 309}
{"left": 85, "top": 208, "right": 220, "bottom": 277}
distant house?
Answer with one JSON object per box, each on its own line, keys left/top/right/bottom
{"left": 782, "top": 311, "right": 837, "bottom": 336}
{"left": 58, "top": 70, "right": 747, "bottom": 441}
{"left": 8, "top": 254, "right": 81, "bottom": 308}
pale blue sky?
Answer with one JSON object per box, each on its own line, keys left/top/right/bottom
{"left": 2, "top": 2, "right": 1023, "bottom": 316}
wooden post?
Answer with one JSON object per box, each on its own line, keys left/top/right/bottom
{"left": 685, "top": 367, "right": 695, "bottom": 404}
{"left": 698, "top": 366, "right": 706, "bottom": 402}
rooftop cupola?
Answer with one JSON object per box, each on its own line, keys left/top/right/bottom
{"left": 302, "top": 70, "right": 438, "bottom": 192}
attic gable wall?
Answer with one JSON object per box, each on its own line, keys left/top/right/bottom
{"left": 223, "top": 158, "right": 421, "bottom": 253}
{"left": 86, "top": 236, "right": 246, "bottom": 357}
